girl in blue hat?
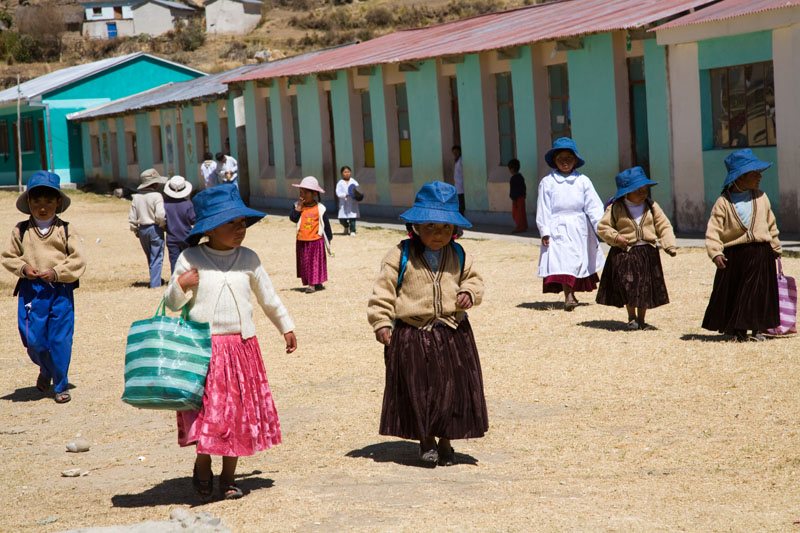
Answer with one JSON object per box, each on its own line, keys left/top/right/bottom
{"left": 702, "top": 149, "right": 781, "bottom": 341}
{"left": 368, "top": 181, "right": 488, "bottom": 467}
{"left": 596, "top": 167, "right": 677, "bottom": 330}
{"left": 2, "top": 171, "right": 85, "bottom": 403}
{"left": 164, "top": 184, "right": 298, "bottom": 500}
{"left": 536, "top": 137, "right": 606, "bottom": 311}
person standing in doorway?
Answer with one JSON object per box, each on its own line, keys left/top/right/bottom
{"left": 216, "top": 152, "right": 239, "bottom": 189}
{"left": 200, "top": 152, "right": 218, "bottom": 190}
{"left": 452, "top": 146, "right": 465, "bottom": 215}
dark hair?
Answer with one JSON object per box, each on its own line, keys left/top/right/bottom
{"left": 204, "top": 152, "right": 213, "bottom": 161}
{"left": 507, "top": 158, "right": 520, "bottom": 172}
{"left": 27, "top": 186, "right": 61, "bottom": 202}
{"left": 452, "top": 145, "right": 461, "bottom": 153}
{"left": 340, "top": 165, "right": 352, "bottom": 174}
{"left": 553, "top": 148, "right": 576, "bottom": 161}
{"left": 215, "top": 152, "right": 225, "bottom": 161}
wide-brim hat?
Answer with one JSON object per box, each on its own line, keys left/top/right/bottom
{"left": 291, "top": 176, "right": 325, "bottom": 193}
{"left": 16, "top": 171, "right": 71, "bottom": 214}
{"left": 185, "top": 183, "right": 265, "bottom": 245}
{"left": 723, "top": 148, "right": 772, "bottom": 188}
{"left": 348, "top": 183, "right": 364, "bottom": 202}
{"left": 399, "top": 181, "right": 472, "bottom": 228}
{"left": 164, "top": 175, "right": 193, "bottom": 199}
{"left": 544, "top": 137, "right": 585, "bottom": 169}
{"left": 138, "top": 168, "right": 166, "bottom": 190}
{"left": 613, "top": 166, "right": 658, "bottom": 201}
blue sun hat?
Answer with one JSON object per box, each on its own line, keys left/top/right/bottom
{"left": 544, "top": 137, "right": 585, "bottom": 170}
{"left": 399, "top": 181, "right": 472, "bottom": 228}
{"left": 723, "top": 148, "right": 772, "bottom": 188}
{"left": 16, "top": 171, "right": 71, "bottom": 214}
{"left": 613, "top": 167, "right": 658, "bottom": 201}
{"left": 185, "top": 183, "right": 265, "bottom": 245}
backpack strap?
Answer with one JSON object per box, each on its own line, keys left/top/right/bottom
{"left": 18, "top": 219, "right": 30, "bottom": 241}
{"left": 451, "top": 241, "right": 465, "bottom": 280}
{"left": 396, "top": 239, "right": 465, "bottom": 292}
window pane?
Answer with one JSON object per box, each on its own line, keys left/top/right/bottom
{"left": 628, "top": 57, "right": 645, "bottom": 83}
{"left": 361, "top": 91, "right": 373, "bottom": 143}
{"left": 727, "top": 66, "right": 747, "bottom": 147}
{"left": 496, "top": 73, "right": 510, "bottom": 102}
{"left": 265, "top": 97, "right": 275, "bottom": 166}
{"left": 710, "top": 68, "right": 729, "bottom": 147}
{"left": 766, "top": 63, "right": 776, "bottom": 146}
{"left": 0, "top": 121, "right": 8, "bottom": 154}
{"left": 290, "top": 95, "right": 301, "bottom": 166}
{"left": 745, "top": 63, "right": 766, "bottom": 146}
{"left": 498, "top": 105, "right": 513, "bottom": 135}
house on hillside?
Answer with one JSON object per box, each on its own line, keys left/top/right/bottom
{"left": 0, "top": 52, "right": 205, "bottom": 186}
{"left": 82, "top": 0, "right": 199, "bottom": 39}
{"left": 205, "top": 0, "right": 262, "bottom": 34}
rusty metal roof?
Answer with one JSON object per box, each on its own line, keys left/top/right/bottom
{"left": 228, "top": 0, "right": 712, "bottom": 83}
{"left": 656, "top": 0, "right": 800, "bottom": 30}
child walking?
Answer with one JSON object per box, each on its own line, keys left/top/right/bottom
{"left": 1, "top": 171, "right": 86, "bottom": 403}
{"left": 163, "top": 175, "right": 196, "bottom": 274}
{"left": 165, "top": 183, "right": 297, "bottom": 500}
{"left": 335, "top": 165, "right": 360, "bottom": 235}
{"left": 289, "top": 176, "right": 332, "bottom": 293}
{"left": 596, "top": 167, "right": 677, "bottom": 330}
{"left": 129, "top": 169, "right": 167, "bottom": 288}
{"left": 508, "top": 158, "right": 527, "bottom": 233}
{"left": 536, "top": 137, "right": 605, "bottom": 311}
{"left": 368, "top": 181, "right": 488, "bottom": 467}
{"left": 702, "top": 149, "right": 781, "bottom": 341}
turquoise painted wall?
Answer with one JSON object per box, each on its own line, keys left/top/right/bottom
{"left": 368, "top": 67, "right": 391, "bottom": 205}
{"left": 134, "top": 112, "right": 153, "bottom": 171}
{"left": 159, "top": 108, "right": 177, "bottom": 176}
{"left": 80, "top": 122, "right": 92, "bottom": 179}
{"left": 702, "top": 147, "right": 779, "bottom": 223}
{"left": 206, "top": 101, "right": 222, "bottom": 157}
{"left": 180, "top": 105, "right": 197, "bottom": 185}
{"left": 405, "top": 59, "right": 444, "bottom": 190}
{"left": 0, "top": 108, "right": 46, "bottom": 185}
{"left": 330, "top": 72, "right": 354, "bottom": 173}
{"left": 509, "top": 46, "right": 538, "bottom": 212}
{"left": 226, "top": 93, "right": 238, "bottom": 160}
{"left": 643, "top": 39, "right": 673, "bottom": 218}
{"left": 455, "top": 54, "right": 489, "bottom": 211}
{"left": 115, "top": 117, "right": 127, "bottom": 182}
{"left": 697, "top": 31, "right": 772, "bottom": 70}
{"left": 243, "top": 81, "right": 259, "bottom": 191}
{"left": 567, "top": 33, "right": 619, "bottom": 202}
{"left": 269, "top": 87, "right": 287, "bottom": 195}
{"left": 296, "top": 77, "right": 325, "bottom": 183}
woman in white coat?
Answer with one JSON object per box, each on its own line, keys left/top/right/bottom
{"left": 335, "top": 165, "right": 360, "bottom": 235}
{"left": 536, "top": 138, "right": 605, "bottom": 311}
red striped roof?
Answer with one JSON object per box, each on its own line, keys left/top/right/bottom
{"left": 228, "top": 0, "right": 711, "bottom": 83}
{"left": 657, "top": 0, "right": 800, "bottom": 30}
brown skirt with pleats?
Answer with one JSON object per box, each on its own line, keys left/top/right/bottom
{"left": 702, "top": 242, "right": 779, "bottom": 335}
{"left": 596, "top": 245, "right": 669, "bottom": 309}
{"left": 379, "top": 318, "right": 489, "bottom": 441}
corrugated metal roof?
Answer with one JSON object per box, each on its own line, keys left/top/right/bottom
{"left": 229, "top": 0, "right": 711, "bottom": 83}
{"left": 145, "top": 0, "right": 198, "bottom": 11}
{"left": 656, "top": 0, "right": 800, "bottom": 30}
{"left": 0, "top": 52, "right": 205, "bottom": 106}
{"left": 67, "top": 63, "right": 263, "bottom": 121}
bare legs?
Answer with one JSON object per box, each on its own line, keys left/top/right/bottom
{"left": 563, "top": 283, "right": 578, "bottom": 311}
{"left": 625, "top": 305, "right": 647, "bottom": 329}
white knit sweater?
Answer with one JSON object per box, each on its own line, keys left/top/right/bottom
{"left": 164, "top": 244, "right": 294, "bottom": 338}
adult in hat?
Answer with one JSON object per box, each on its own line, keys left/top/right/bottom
{"left": 536, "top": 137, "right": 605, "bottom": 311}
{"left": 702, "top": 148, "right": 781, "bottom": 341}
{"left": 162, "top": 176, "right": 196, "bottom": 273}
{"left": 368, "top": 180, "right": 487, "bottom": 468}
{"left": 129, "top": 168, "right": 167, "bottom": 288}
{"left": 289, "top": 176, "right": 332, "bottom": 293}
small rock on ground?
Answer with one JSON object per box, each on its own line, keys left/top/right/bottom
{"left": 56, "top": 511, "right": 230, "bottom": 533}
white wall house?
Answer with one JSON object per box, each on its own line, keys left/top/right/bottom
{"left": 82, "top": 0, "right": 197, "bottom": 39}
{"left": 205, "top": 0, "right": 261, "bottom": 34}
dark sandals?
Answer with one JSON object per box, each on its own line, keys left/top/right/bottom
{"left": 438, "top": 446, "right": 456, "bottom": 467}
{"left": 219, "top": 480, "right": 243, "bottom": 500}
{"left": 192, "top": 466, "right": 214, "bottom": 499}
{"left": 54, "top": 391, "right": 71, "bottom": 403}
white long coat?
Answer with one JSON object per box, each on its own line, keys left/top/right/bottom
{"left": 336, "top": 178, "right": 360, "bottom": 219}
{"left": 536, "top": 170, "right": 605, "bottom": 279}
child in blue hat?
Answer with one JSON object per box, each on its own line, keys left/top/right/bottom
{"left": 164, "top": 184, "right": 298, "bottom": 500}
{"left": 536, "top": 137, "right": 605, "bottom": 311}
{"left": 702, "top": 149, "right": 781, "bottom": 341}
{"left": 367, "top": 181, "right": 488, "bottom": 467}
{"left": 596, "top": 167, "right": 677, "bottom": 330}
{"left": 2, "top": 171, "right": 86, "bottom": 403}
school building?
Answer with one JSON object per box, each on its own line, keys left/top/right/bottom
{"left": 0, "top": 52, "right": 204, "bottom": 186}
{"left": 70, "top": 0, "right": 800, "bottom": 233}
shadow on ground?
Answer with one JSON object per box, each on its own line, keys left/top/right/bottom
{"left": 1, "top": 383, "right": 76, "bottom": 403}
{"left": 111, "top": 471, "right": 273, "bottom": 508}
{"left": 578, "top": 320, "right": 627, "bottom": 331}
{"left": 681, "top": 333, "right": 733, "bottom": 342}
{"left": 346, "top": 441, "right": 477, "bottom": 468}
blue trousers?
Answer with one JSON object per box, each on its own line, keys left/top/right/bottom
{"left": 139, "top": 224, "right": 165, "bottom": 288}
{"left": 17, "top": 279, "right": 75, "bottom": 393}
{"left": 167, "top": 240, "right": 188, "bottom": 274}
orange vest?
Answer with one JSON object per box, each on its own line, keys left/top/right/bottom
{"left": 297, "top": 204, "right": 322, "bottom": 241}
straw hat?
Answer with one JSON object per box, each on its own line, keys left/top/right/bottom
{"left": 137, "top": 168, "right": 166, "bottom": 190}
{"left": 164, "top": 175, "right": 193, "bottom": 199}
{"left": 291, "top": 176, "right": 325, "bottom": 193}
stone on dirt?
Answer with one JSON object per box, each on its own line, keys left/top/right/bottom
{"left": 56, "top": 511, "right": 230, "bottom": 533}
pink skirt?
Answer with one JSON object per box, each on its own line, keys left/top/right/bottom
{"left": 177, "top": 334, "right": 281, "bottom": 457}
{"left": 543, "top": 273, "right": 600, "bottom": 293}
{"left": 296, "top": 238, "right": 328, "bottom": 286}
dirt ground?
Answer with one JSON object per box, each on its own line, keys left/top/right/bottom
{"left": 1, "top": 190, "right": 799, "bottom": 532}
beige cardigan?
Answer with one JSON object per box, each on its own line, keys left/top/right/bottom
{"left": 705, "top": 190, "right": 781, "bottom": 260}
{"left": 597, "top": 199, "right": 677, "bottom": 254}
{"left": 367, "top": 242, "right": 483, "bottom": 332}
{"left": 2, "top": 217, "right": 86, "bottom": 283}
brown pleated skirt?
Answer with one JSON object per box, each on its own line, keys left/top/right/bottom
{"left": 702, "top": 242, "right": 779, "bottom": 335}
{"left": 379, "top": 319, "right": 489, "bottom": 441}
{"left": 596, "top": 245, "right": 669, "bottom": 309}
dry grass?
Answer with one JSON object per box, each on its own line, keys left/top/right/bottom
{"left": 1, "top": 190, "right": 799, "bottom": 531}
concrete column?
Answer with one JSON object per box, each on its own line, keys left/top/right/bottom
{"left": 405, "top": 59, "right": 444, "bottom": 191}
{"left": 643, "top": 39, "right": 674, "bottom": 218}
{"left": 206, "top": 100, "right": 222, "bottom": 156}
{"left": 455, "top": 53, "right": 490, "bottom": 211}
{"left": 134, "top": 112, "right": 153, "bottom": 172}
{"left": 80, "top": 122, "right": 93, "bottom": 179}
{"left": 270, "top": 83, "right": 289, "bottom": 197}
{"left": 509, "top": 45, "right": 539, "bottom": 216}
{"left": 98, "top": 119, "right": 113, "bottom": 179}
{"left": 369, "top": 66, "right": 392, "bottom": 205}
{"left": 180, "top": 105, "right": 198, "bottom": 185}
{"left": 115, "top": 117, "right": 128, "bottom": 184}
{"left": 773, "top": 23, "right": 800, "bottom": 232}
{"left": 243, "top": 81, "right": 260, "bottom": 193}
{"left": 330, "top": 71, "right": 355, "bottom": 173}
{"left": 296, "top": 76, "right": 327, "bottom": 189}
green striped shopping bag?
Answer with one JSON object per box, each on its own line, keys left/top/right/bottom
{"left": 122, "top": 299, "right": 211, "bottom": 411}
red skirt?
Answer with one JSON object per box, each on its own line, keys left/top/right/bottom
{"left": 296, "top": 238, "right": 328, "bottom": 286}
{"left": 177, "top": 334, "right": 281, "bottom": 457}
{"left": 511, "top": 197, "right": 528, "bottom": 231}
{"left": 543, "top": 273, "right": 599, "bottom": 294}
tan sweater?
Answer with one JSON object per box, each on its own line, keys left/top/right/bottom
{"left": 1, "top": 217, "right": 86, "bottom": 283}
{"left": 705, "top": 190, "right": 781, "bottom": 260}
{"left": 367, "top": 242, "right": 483, "bottom": 332}
{"left": 597, "top": 199, "right": 677, "bottom": 253}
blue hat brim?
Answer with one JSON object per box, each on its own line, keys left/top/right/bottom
{"left": 16, "top": 185, "right": 71, "bottom": 214}
{"left": 614, "top": 179, "right": 658, "bottom": 201}
{"left": 185, "top": 207, "right": 266, "bottom": 245}
{"left": 723, "top": 160, "right": 772, "bottom": 188}
{"left": 399, "top": 206, "right": 472, "bottom": 228}
{"left": 544, "top": 148, "right": 585, "bottom": 170}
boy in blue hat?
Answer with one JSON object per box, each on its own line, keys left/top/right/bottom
{"left": 702, "top": 149, "right": 781, "bottom": 341}
{"left": 2, "top": 171, "right": 86, "bottom": 403}
{"left": 368, "top": 181, "right": 488, "bottom": 467}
